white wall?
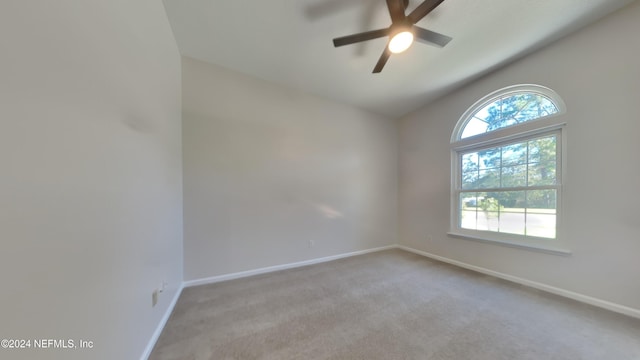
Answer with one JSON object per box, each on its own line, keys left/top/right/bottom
{"left": 182, "top": 57, "right": 397, "bottom": 281}
{"left": 398, "top": 2, "right": 640, "bottom": 310}
{"left": 0, "top": 1, "right": 182, "bottom": 359}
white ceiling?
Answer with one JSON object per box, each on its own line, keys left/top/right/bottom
{"left": 162, "top": 0, "right": 634, "bottom": 118}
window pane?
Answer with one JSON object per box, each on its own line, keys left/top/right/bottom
{"left": 499, "top": 210, "right": 525, "bottom": 236}
{"left": 478, "top": 211, "right": 499, "bottom": 232}
{"left": 538, "top": 96, "right": 559, "bottom": 116}
{"left": 462, "top": 153, "right": 479, "bottom": 188}
{"left": 461, "top": 210, "right": 477, "bottom": 230}
{"left": 527, "top": 190, "right": 557, "bottom": 210}
{"left": 462, "top": 153, "right": 479, "bottom": 189}
{"left": 479, "top": 148, "right": 500, "bottom": 169}
{"left": 485, "top": 99, "right": 510, "bottom": 131}
{"left": 528, "top": 136, "right": 556, "bottom": 164}
{"left": 462, "top": 170, "right": 478, "bottom": 189}
{"left": 502, "top": 143, "right": 526, "bottom": 166}
{"left": 478, "top": 99, "right": 502, "bottom": 129}
{"left": 461, "top": 118, "right": 488, "bottom": 138}
{"left": 528, "top": 161, "right": 556, "bottom": 186}
{"left": 493, "top": 190, "right": 526, "bottom": 209}
{"left": 515, "top": 95, "right": 556, "bottom": 122}
{"left": 526, "top": 190, "right": 556, "bottom": 238}
{"left": 501, "top": 165, "right": 527, "bottom": 187}
{"left": 477, "top": 168, "right": 500, "bottom": 189}
{"left": 526, "top": 213, "right": 556, "bottom": 238}
{"left": 462, "top": 153, "right": 479, "bottom": 168}
{"left": 503, "top": 93, "right": 534, "bottom": 124}
{"left": 460, "top": 193, "right": 479, "bottom": 230}
{"left": 461, "top": 193, "right": 479, "bottom": 208}
{"left": 462, "top": 152, "right": 479, "bottom": 173}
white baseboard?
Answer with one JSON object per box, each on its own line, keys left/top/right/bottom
{"left": 140, "top": 283, "right": 184, "bottom": 360}
{"left": 398, "top": 245, "right": 640, "bottom": 319}
{"left": 184, "top": 245, "right": 397, "bottom": 288}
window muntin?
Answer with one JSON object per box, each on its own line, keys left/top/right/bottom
{"left": 451, "top": 85, "right": 567, "bottom": 253}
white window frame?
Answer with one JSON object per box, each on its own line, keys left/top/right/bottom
{"left": 449, "top": 84, "right": 570, "bottom": 255}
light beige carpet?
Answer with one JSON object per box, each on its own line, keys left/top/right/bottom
{"left": 150, "top": 249, "right": 640, "bottom": 359}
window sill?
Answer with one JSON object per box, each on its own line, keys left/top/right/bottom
{"left": 447, "top": 232, "right": 572, "bottom": 256}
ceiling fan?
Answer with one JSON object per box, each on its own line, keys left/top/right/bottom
{"left": 333, "top": 0, "right": 452, "bottom": 73}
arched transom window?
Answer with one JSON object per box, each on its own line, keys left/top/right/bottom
{"left": 450, "top": 85, "right": 569, "bottom": 254}
{"left": 460, "top": 91, "right": 559, "bottom": 139}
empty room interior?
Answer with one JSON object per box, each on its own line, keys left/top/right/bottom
{"left": 2, "top": 1, "right": 640, "bottom": 359}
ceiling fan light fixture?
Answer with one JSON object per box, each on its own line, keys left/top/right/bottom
{"left": 332, "top": 0, "right": 451, "bottom": 72}
{"left": 388, "top": 30, "right": 414, "bottom": 54}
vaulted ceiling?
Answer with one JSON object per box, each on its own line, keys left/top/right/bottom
{"left": 162, "top": 0, "right": 634, "bottom": 118}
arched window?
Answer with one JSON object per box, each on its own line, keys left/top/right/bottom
{"left": 450, "top": 85, "right": 569, "bottom": 254}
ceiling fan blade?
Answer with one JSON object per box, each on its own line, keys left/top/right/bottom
{"left": 407, "top": 0, "right": 445, "bottom": 24}
{"left": 333, "top": 28, "right": 390, "bottom": 47}
{"left": 412, "top": 25, "right": 452, "bottom": 47}
{"left": 385, "top": 0, "right": 406, "bottom": 24}
{"left": 373, "top": 46, "right": 392, "bottom": 73}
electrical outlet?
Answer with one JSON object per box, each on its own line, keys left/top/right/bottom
{"left": 309, "top": 240, "right": 315, "bottom": 248}
{"left": 152, "top": 290, "right": 159, "bottom": 307}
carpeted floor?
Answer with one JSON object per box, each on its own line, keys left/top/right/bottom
{"left": 149, "top": 249, "right": 640, "bottom": 359}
